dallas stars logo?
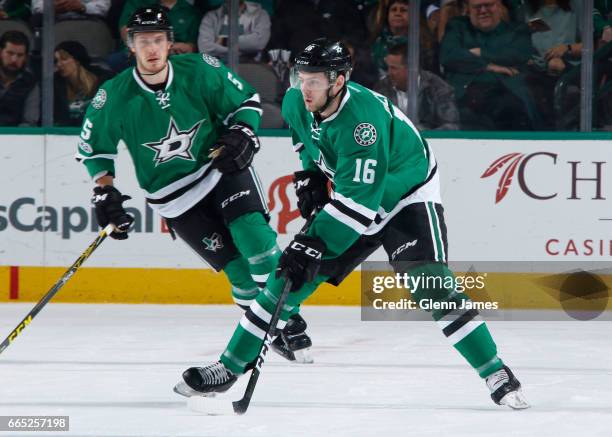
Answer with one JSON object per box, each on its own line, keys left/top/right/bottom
{"left": 203, "top": 233, "right": 223, "bottom": 252}
{"left": 354, "top": 123, "right": 377, "bottom": 146}
{"left": 315, "top": 151, "right": 335, "bottom": 179}
{"left": 143, "top": 118, "right": 203, "bottom": 166}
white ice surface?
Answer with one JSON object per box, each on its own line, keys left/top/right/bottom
{"left": 0, "top": 304, "right": 611, "bottom": 437}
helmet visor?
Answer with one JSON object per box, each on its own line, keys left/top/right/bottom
{"left": 289, "top": 67, "right": 332, "bottom": 92}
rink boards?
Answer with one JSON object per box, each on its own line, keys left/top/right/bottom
{"left": 0, "top": 132, "right": 610, "bottom": 308}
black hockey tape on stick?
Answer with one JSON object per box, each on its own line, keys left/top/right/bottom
{"left": 0, "top": 224, "right": 115, "bottom": 355}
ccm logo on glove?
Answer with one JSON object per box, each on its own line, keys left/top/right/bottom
{"left": 288, "top": 241, "right": 323, "bottom": 260}
{"left": 91, "top": 185, "right": 134, "bottom": 240}
{"left": 210, "top": 123, "right": 261, "bottom": 174}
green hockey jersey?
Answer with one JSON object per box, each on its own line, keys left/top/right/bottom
{"left": 76, "top": 53, "right": 262, "bottom": 218}
{"left": 282, "top": 81, "right": 441, "bottom": 258}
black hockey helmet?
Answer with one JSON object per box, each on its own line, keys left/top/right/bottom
{"left": 290, "top": 39, "right": 353, "bottom": 114}
{"left": 293, "top": 38, "right": 352, "bottom": 75}
{"left": 290, "top": 38, "right": 352, "bottom": 95}
{"left": 127, "top": 6, "right": 174, "bottom": 45}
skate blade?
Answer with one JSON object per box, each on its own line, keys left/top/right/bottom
{"left": 499, "top": 390, "right": 530, "bottom": 409}
{"left": 292, "top": 348, "right": 314, "bottom": 364}
{"left": 173, "top": 381, "right": 217, "bottom": 398}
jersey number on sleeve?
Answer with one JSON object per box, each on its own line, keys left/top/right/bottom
{"left": 81, "top": 119, "right": 93, "bottom": 140}
{"left": 227, "top": 72, "right": 244, "bottom": 91}
{"left": 353, "top": 159, "right": 377, "bottom": 184}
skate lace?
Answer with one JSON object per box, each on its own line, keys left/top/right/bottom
{"left": 486, "top": 369, "right": 509, "bottom": 391}
{"left": 201, "top": 362, "right": 230, "bottom": 385}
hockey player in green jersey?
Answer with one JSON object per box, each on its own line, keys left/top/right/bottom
{"left": 77, "top": 6, "right": 312, "bottom": 365}
{"left": 175, "top": 39, "right": 529, "bottom": 409}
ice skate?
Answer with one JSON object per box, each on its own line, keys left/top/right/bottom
{"left": 271, "top": 314, "right": 314, "bottom": 363}
{"left": 485, "top": 365, "right": 530, "bottom": 409}
{"left": 174, "top": 361, "right": 237, "bottom": 397}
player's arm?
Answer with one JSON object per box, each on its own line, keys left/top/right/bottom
{"left": 201, "top": 56, "right": 263, "bottom": 173}
{"left": 307, "top": 128, "right": 388, "bottom": 258}
{"left": 75, "top": 87, "right": 133, "bottom": 239}
{"left": 276, "top": 126, "right": 387, "bottom": 292}
{"left": 288, "top": 127, "right": 330, "bottom": 218}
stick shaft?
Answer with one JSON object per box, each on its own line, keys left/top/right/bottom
{"left": 232, "top": 277, "right": 293, "bottom": 415}
{"left": 231, "top": 210, "right": 318, "bottom": 414}
{"left": 0, "top": 224, "right": 114, "bottom": 355}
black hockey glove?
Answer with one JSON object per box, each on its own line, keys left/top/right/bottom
{"left": 293, "top": 170, "right": 329, "bottom": 219}
{"left": 210, "top": 122, "right": 261, "bottom": 174}
{"left": 276, "top": 234, "right": 326, "bottom": 292}
{"left": 91, "top": 186, "right": 134, "bottom": 240}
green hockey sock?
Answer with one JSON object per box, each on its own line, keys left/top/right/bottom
{"left": 220, "top": 272, "right": 325, "bottom": 374}
{"left": 223, "top": 256, "right": 260, "bottom": 309}
{"left": 228, "top": 212, "right": 280, "bottom": 286}
{"left": 406, "top": 262, "right": 504, "bottom": 378}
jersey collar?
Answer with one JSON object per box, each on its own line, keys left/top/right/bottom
{"left": 320, "top": 87, "right": 351, "bottom": 124}
{"left": 132, "top": 60, "right": 175, "bottom": 93}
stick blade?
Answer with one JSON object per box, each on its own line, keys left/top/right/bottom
{"left": 232, "top": 398, "right": 249, "bottom": 415}
{"left": 187, "top": 396, "right": 236, "bottom": 416}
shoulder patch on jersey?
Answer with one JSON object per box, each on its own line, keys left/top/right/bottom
{"left": 91, "top": 89, "right": 107, "bottom": 109}
{"left": 353, "top": 123, "right": 377, "bottom": 146}
{"left": 202, "top": 54, "right": 221, "bottom": 68}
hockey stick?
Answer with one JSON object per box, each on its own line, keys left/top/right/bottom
{"left": 232, "top": 276, "right": 293, "bottom": 415}
{"left": 230, "top": 208, "right": 322, "bottom": 415}
{"left": 0, "top": 224, "right": 115, "bottom": 355}
{"left": 188, "top": 211, "right": 319, "bottom": 415}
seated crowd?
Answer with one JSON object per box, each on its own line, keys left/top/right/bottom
{"left": 1, "top": 0, "right": 611, "bottom": 130}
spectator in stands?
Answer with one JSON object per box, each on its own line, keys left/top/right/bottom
{"left": 0, "top": 0, "right": 30, "bottom": 20}
{"left": 422, "top": 0, "right": 467, "bottom": 41}
{"left": 440, "top": 0, "right": 540, "bottom": 130}
{"left": 0, "top": 30, "right": 39, "bottom": 126}
{"left": 31, "top": 0, "right": 110, "bottom": 20}
{"left": 198, "top": 0, "right": 270, "bottom": 62}
{"left": 371, "top": 0, "right": 439, "bottom": 77}
{"left": 594, "top": 0, "right": 612, "bottom": 45}
{"left": 375, "top": 42, "right": 459, "bottom": 130}
{"left": 108, "top": 0, "right": 201, "bottom": 72}
{"left": 54, "top": 40, "right": 112, "bottom": 126}
{"left": 523, "top": 0, "right": 580, "bottom": 128}
{"left": 425, "top": 0, "right": 530, "bottom": 41}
